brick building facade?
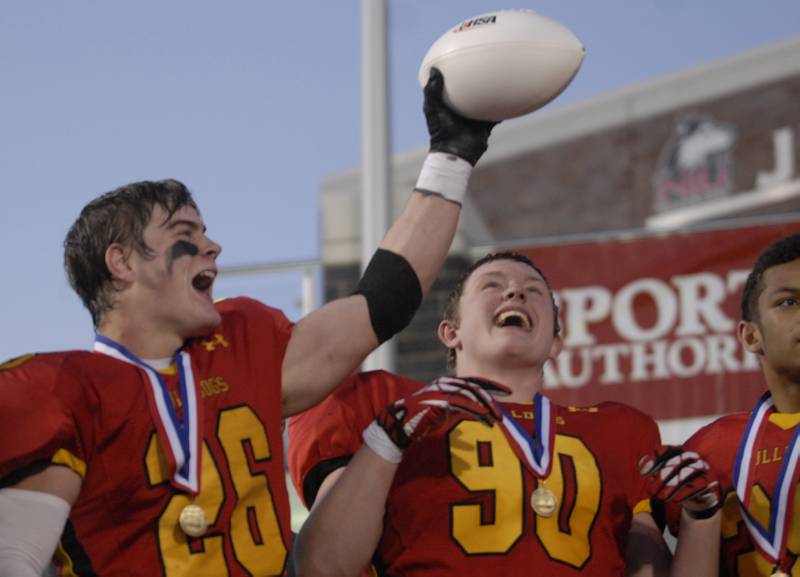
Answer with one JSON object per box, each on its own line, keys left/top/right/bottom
{"left": 321, "top": 37, "right": 800, "bottom": 385}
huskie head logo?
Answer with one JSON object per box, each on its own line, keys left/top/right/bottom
{"left": 653, "top": 114, "right": 737, "bottom": 213}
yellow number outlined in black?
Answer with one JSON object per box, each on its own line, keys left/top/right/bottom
{"left": 448, "top": 422, "right": 602, "bottom": 568}
{"left": 144, "top": 405, "right": 287, "bottom": 576}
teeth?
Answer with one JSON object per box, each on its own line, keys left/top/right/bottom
{"left": 496, "top": 310, "right": 531, "bottom": 329}
{"left": 192, "top": 270, "right": 216, "bottom": 292}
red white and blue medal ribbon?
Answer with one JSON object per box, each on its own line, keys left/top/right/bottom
{"left": 732, "top": 391, "right": 800, "bottom": 566}
{"left": 496, "top": 392, "right": 555, "bottom": 478}
{"left": 94, "top": 334, "right": 201, "bottom": 494}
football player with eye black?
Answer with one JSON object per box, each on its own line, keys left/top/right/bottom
{"left": 0, "top": 68, "right": 497, "bottom": 577}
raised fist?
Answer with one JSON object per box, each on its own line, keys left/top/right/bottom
{"left": 363, "top": 376, "right": 510, "bottom": 463}
{"left": 640, "top": 445, "right": 722, "bottom": 520}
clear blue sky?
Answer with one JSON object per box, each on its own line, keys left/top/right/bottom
{"left": 1, "top": 1, "right": 798, "bottom": 361}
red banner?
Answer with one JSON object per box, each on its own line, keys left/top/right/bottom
{"left": 517, "top": 220, "right": 800, "bottom": 420}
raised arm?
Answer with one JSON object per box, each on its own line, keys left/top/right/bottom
{"left": 668, "top": 510, "right": 721, "bottom": 577}
{"left": 293, "top": 447, "right": 396, "bottom": 577}
{"left": 625, "top": 512, "right": 672, "bottom": 577}
{"left": 281, "top": 69, "right": 498, "bottom": 416}
{"left": 292, "top": 377, "right": 507, "bottom": 577}
{"left": 639, "top": 445, "right": 722, "bottom": 577}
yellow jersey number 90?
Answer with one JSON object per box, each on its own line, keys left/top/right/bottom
{"left": 449, "top": 421, "right": 601, "bottom": 569}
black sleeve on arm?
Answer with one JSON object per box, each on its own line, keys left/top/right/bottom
{"left": 303, "top": 455, "right": 353, "bottom": 508}
{"left": 354, "top": 249, "right": 423, "bottom": 344}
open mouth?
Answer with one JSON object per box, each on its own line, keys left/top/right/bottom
{"left": 494, "top": 310, "right": 531, "bottom": 330}
{"left": 192, "top": 270, "right": 216, "bottom": 295}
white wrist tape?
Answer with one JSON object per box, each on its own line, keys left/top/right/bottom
{"left": 0, "top": 488, "right": 70, "bottom": 577}
{"left": 414, "top": 152, "right": 473, "bottom": 205}
{"left": 362, "top": 421, "right": 403, "bottom": 464}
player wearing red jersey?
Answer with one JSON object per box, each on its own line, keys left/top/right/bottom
{"left": 0, "top": 299, "right": 295, "bottom": 576}
{"left": 288, "top": 252, "right": 671, "bottom": 577}
{"left": 0, "top": 69, "right": 498, "bottom": 576}
{"left": 646, "top": 233, "right": 800, "bottom": 577}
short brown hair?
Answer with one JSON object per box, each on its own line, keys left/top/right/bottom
{"left": 64, "top": 179, "right": 198, "bottom": 326}
{"left": 442, "top": 252, "right": 560, "bottom": 371}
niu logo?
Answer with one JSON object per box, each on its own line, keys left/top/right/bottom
{"left": 201, "top": 333, "right": 230, "bottom": 352}
{"left": 652, "top": 114, "right": 736, "bottom": 212}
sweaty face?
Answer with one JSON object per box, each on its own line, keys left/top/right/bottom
{"left": 743, "top": 258, "right": 800, "bottom": 380}
{"left": 128, "top": 205, "right": 222, "bottom": 339}
{"left": 445, "top": 259, "right": 560, "bottom": 372}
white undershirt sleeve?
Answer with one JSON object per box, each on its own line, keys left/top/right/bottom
{"left": 0, "top": 488, "right": 70, "bottom": 577}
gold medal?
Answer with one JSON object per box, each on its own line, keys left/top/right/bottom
{"left": 179, "top": 503, "right": 208, "bottom": 537}
{"left": 530, "top": 487, "right": 558, "bottom": 518}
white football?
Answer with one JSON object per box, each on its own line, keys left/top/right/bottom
{"left": 418, "top": 10, "right": 585, "bottom": 121}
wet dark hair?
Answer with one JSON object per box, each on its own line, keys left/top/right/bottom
{"left": 741, "top": 233, "right": 800, "bottom": 322}
{"left": 442, "top": 252, "right": 561, "bottom": 370}
{"left": 64, "top": 179, "right": 198, "bottom": 327}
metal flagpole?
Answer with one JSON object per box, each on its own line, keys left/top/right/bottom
{"left": 361, "top": 0, "right": 395, "bottom": 372}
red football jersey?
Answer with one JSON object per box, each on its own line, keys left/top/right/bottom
{"left": 289, "top": 372, "right": 661, "bottom": 576}
{"left": 674, "top": 412, "right": 800, "bottom": 576}
{"left": 0, "top": 297, "right": 293, "bottom": 577}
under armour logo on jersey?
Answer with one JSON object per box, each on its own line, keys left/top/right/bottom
{"left": 201, "top": 333, "right": 230, "bottom": 351}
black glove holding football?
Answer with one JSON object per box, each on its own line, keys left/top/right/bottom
{"left": 424, "top": 67, "right": 499, "bottom": 167}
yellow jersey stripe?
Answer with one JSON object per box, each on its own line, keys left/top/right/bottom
{"left": 51, "top": 448, "right": 87, "bottom": 479}
{"left": 55, "top": 541, "right": 78, "bottom": 577}
{"left": 633, "top": 497, "right": 652, "bottom": 515}
{"left": 769, "top": 411, "right": 800, "bottom": 429}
